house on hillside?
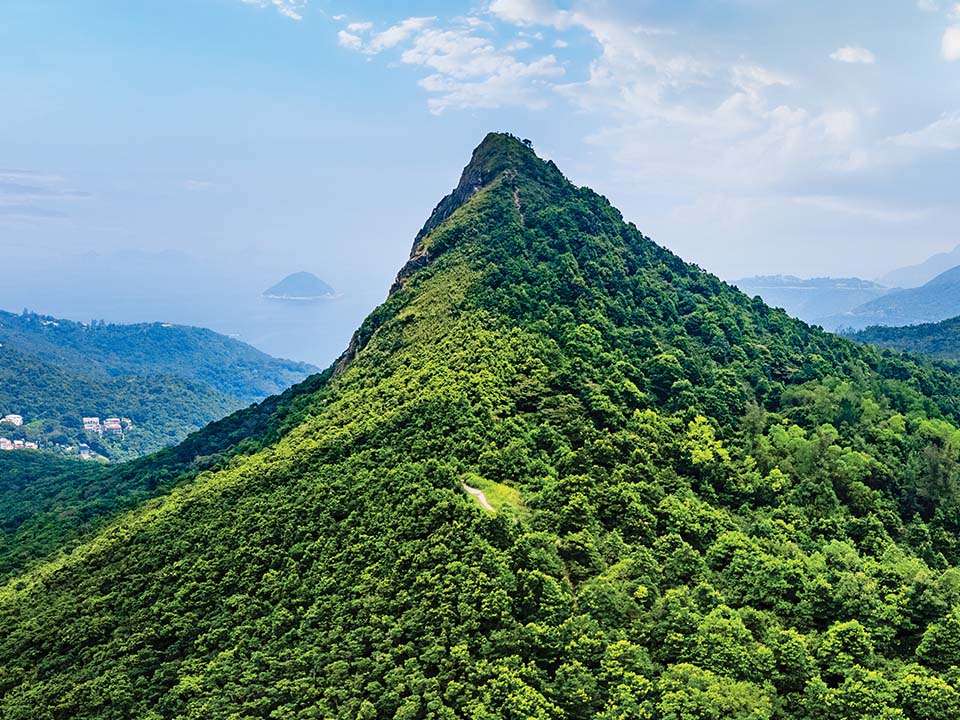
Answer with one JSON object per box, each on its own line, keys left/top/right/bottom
{"left": 103, "top": 418, "right": 123, "bottom": 434}
{"left": 78, "top": 443, "right": 92, "bottom": 459}
{"left": 0, "top": 438, "right": 12, "bottom": 451}
{"left": 2, "top": 414, "right": 23, "bottom": 427}
{"left": 82, "top": 417, "right": 102, "bottom": 433}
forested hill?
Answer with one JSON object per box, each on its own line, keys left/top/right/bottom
{"left": 0, "top": 310, "right": 317, "bottom": 460}
{"left": 847, "top": 316, "right": 960, "bottom": 362}
{"left": 7, "top": 133, "right": 960, "bottom": 718}
{"left": 0, "top": 310, "right": 315, "bottom": 402}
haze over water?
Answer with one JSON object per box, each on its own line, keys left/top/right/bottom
{"left": 0, "top": 251, "right": 382, "bottom": 368}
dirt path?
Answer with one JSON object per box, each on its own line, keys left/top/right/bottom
{"left": 462, "top": 482, "right": 494, "bottom": 511}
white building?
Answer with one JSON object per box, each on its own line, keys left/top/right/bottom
{"left": 2, "top": 414, "right": 23, "bottom": 427}
{"left": 82, "top": 417, "right": 102, "bottom": 433}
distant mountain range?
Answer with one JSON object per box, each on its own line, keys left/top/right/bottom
{"left": 0, "top": 310, "right": 316, "bottom": 460}
{"left": 878, "top": 244, "right": 960, "bottom": 289}
{"left": 828, "top": 265, "right": 960, "bottom": 330}
{"left": 733, "top": 275, "right": 889, "bottom": 326}
{"left": 737, "top": 244, "right": 960, "bottom": 330}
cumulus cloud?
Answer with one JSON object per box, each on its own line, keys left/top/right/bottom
{"left": 335, "top": 15, "right": 563, "bottom": 112}
{"left": 335, "top": 1, "right": 868, "bottom": 212}
{"left": 239, "top": 0, "right": 306, "bottom": 20}
{"left": 893, "top": 112, "right": 960, "bottom": 149}
{"left": 944, "top": 25, "right": 960, "bottom": 60}
{"left": 830, "top": 46, "right": 876, "bottom": 64}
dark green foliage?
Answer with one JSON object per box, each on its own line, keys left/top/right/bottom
{"left": 0, "top": 368, "right": 334, "bottom": 580}
{"left": 848, "top": 316, "right": 960, "bottom": 362}
{"left": 5, "top": 133, "right": 960, "bottom": 717}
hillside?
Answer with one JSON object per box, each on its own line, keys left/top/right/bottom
{"left": 848, "top": 316, "right": 960, "bottom": 361}
{"left": 831, "top": 264, "right": 960, "bottom": 330}
{"left": 0, "top": 310, "right": 316, "bottom": 460}
{"left": 734, "top": 275, "right": 889, "bottom": 328}
{"left": 0, "top": 310, "right": 316, "bottom": 402}
{"left": 0, "top": 369, "right": 331, "bottom": 580}
{"left": 6, "top": 134, "right": 960, "bottom": 717}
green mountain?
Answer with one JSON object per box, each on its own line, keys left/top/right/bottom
{"left": 6, "top": 133, "right": 960, "bottom": 718}
{"left": 734, "top": 275, "right": 890, "bottom": 328}
{"left": 830, "top": 265, "right": 960, "bottom": 330}
{"left": 848, "top": 315, "right": 960, "bottom": 361}
{"left": 0, "top": 311, "right": 316, "bottom": 460}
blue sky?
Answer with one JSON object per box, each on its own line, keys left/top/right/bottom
{"left": 3, "top": 0, "right": 960, "bottom": 292}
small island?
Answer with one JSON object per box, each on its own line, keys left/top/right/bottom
{"left": 262, "top": 272, "right": 337, "bottom": 302}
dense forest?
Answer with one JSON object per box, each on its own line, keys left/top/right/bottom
{"left": 848, "top": 316, "right": 960, "bottom": 362}
{"left": 5, "top": 134, "right": 960, "bottom": 717}
{"left": 0, "top": 311, "right": 316, "bottom": 459}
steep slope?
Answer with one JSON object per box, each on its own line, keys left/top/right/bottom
{"left": 733, "top": 275, "right": 889, "bottom": 328}
{"left": 5, "top": 134, "right": 960, "bottom": 718}
{"left": 848, "top": 315, "right": 960, "bottom": 361}
{"left": 831, "top": 264, "right": 960, "bottom": 330}
{"left": 0, "top": 310, "right": 316, "bottom": 403}
{"left": 0, "top": 369, "right": 331, "bottom": 580}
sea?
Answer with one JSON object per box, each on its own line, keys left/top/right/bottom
{"left": 0, "top": 251, "right": 388, "bottom": 369}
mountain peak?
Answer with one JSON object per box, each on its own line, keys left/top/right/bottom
{"left": 409, "top": 133, "right": 561, "bottom": 251}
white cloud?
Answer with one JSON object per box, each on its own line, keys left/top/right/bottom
{"left": 337, "top": 31, "right": 363, "bottom": 51}
{"left": 490, "top": 0, "right": 867, "bottom": 201}
{"left": 488, "top": 0, "right": 575, "bottom": 28}
{"left": 239, "top": 0, "right": 305, "bottom": 21}
{"left": 183, "top": 179, "right": 213, "bottom": 191}
{"left": 334, "top": 1, "right": 867, "bottom": 204}
{"left": 553, "top": 39, "right": 569, "bottom": 48}
{"left": 830, "top": 46, "right": 876, "bottom": 64}
{"left": 893, "top": 111, "right": 960, "bottom": 149}
{"left": 336, "top": 15, "right": 563, "bottom": 112}
{"left": 943, "top": 25, "right": 960, "bottom": 60}
{"left": 918, "top": 0, "right": 939, "bottom": 11}
{"left": 368, "top": 17, "right": 437, "bottom": 53}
